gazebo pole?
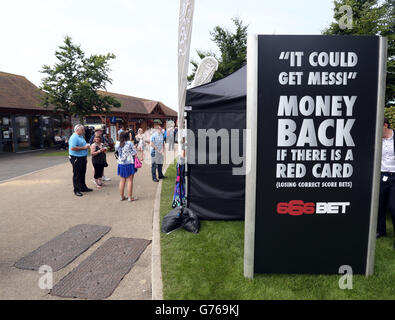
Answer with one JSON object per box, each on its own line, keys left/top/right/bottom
{"left": 177, "top": 0, "right": 195, "bottom": 161}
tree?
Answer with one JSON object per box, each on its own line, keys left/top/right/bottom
{"left": 323, "top": 0, "right": 395, "bottom": 105}
{"left": 188, "top": 17, "right": 248, "bottom": 83}
{"left": 384, "top": 105, "right": 395, "bottom": 128}
{"left": 40, "top": 36, "right": 121, "bottom": 123}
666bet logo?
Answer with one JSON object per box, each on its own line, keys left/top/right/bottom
{"left": 276, "top": 200, "right": 350, "bottom": 215}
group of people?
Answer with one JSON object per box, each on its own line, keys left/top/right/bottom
{"left": 54, "top": 132, "right": 69, "bottom": 150}
{"left": 54, "top": 126, "right": 115, "bottom": 152}
{"left": 68, "top": 122, "right": 176, "bottom": 201}
{"left": 68, "top": 125, "right": 109, "bottom": 197}
{"left": 117, "top": 123, "right": 177, "bottom": 182}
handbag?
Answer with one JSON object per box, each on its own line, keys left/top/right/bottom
{"left": 134, "top": 156, "right": 142, "bottom": 169}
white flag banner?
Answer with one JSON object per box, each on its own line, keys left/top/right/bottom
{"left": 191, "top": 56, "right": 219, "bottom": 88}
{"left": 178, "top": 0, "right": 195, "bottom": 153}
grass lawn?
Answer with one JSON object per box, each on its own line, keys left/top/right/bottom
{"left": 160, "top": 162, "right": 395, "bottom": 300}
{"left": 36, "top": 150, "right": 69, "bottom": 157}
{"left": 36, "top": 150, "right": 114, "bottom": 157}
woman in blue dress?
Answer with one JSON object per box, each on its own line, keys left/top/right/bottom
{"left": 115, "top": 131, "right": 138, "bottom": 202}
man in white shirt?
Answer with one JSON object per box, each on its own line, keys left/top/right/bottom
{"left": 377, "top": 117, "right": 395, "bottom": 249}
{"left": 118, "top": 125, "right": 125, "bottom": 138}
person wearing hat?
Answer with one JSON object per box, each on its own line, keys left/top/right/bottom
{"left": 377, "top": 116, "right": 395, "bottom": 249}
{"left": 89, "top": 128, "right": 101, "bottom": 143}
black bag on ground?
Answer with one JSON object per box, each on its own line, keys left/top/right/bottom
{"left": 161, "top": 207, "right": 183, "bottom": 233}
{"left": 181, "top": 208, "right": 200, "bottom": 234}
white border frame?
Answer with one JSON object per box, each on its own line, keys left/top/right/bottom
{"left": 366, "top": 37, "right": 388, "bottom": 276}
{"left": 244, "top": 34, "right": 258, "bottom": 279}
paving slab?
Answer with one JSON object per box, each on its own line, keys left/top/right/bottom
{"left": 15, "top": 224, "right": 111, "bottom": 272}
{"left": 51, "top": 237, "right": 151, "bottom": 299}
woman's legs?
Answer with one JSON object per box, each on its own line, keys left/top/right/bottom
{"left": 93, "top": 164, "right": 100, "bottom": 187}
{"left": 119, "top": 177, "right": 126, "bottom": 198}
{"left": 98, "top": 165, "right": 104, "bottom": 186}
{"left": 94, "top": 164, "right": 104, "bottom": 187}
{"left": 127, "top": 175, "right": 134, "bottom": 198}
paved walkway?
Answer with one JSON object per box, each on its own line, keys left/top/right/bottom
{"left": 0, "top": 147, "right": 175, "bottom": 300}
{"left": 0, "top": 150, "right": 68, "bottom": 182}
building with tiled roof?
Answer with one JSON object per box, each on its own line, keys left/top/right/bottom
{"left": 0, "top": 71, "right": 177, "bottom": 153}
{"left": 0, "top": 71, "right": 51, "bottom": 111}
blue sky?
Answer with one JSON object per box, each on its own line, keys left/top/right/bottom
{"left": 0, "top": 0, "right": 335, "bottom": 111}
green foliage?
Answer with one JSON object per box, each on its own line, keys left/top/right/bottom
{"left": 188, "top": 17, "right": 248, "bottom": 83}
{"left": 384, "top": 105, "right": 395, "bottom": 128}
{"left": 40, "top": 36, "right": 121, "bottom": 121}
{"left": 323, "top": 0, "right": 395, "bottom": 105}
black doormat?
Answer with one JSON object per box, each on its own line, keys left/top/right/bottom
{"left": 14, "top": 224, "right": 111, "bottom": 272}
{"left": 50, "top": 237, "right": 151, "bottom": 299}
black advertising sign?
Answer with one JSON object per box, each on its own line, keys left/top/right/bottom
{"left": 245, "top": 35, "right": 387, "bottom": 275}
